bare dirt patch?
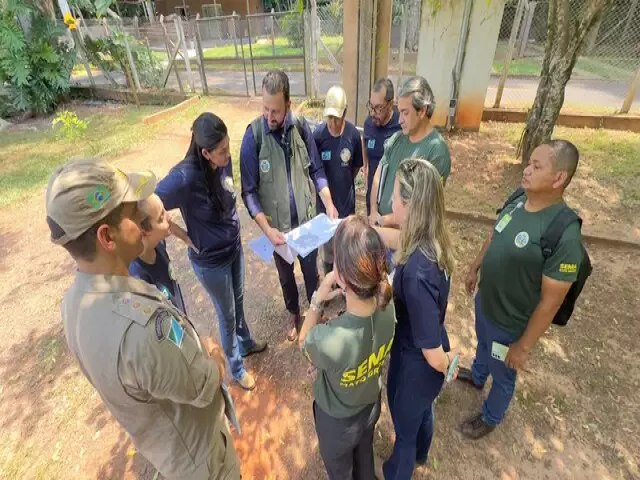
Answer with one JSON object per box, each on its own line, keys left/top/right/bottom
{"left": 0, "top": 99, "right": 638, "bottom": 480}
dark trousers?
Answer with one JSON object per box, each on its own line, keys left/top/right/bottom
{"left": 313, "top": 399, "right": 381, "bottom": 480}
{"left": 471, "top": 294, "right": 519, "bottom": 426}
{"left": 273, "top": 249, "right": 318, "bottom": 319}
{"left": 383, "top": 345, "right": 444, "bottom": 480}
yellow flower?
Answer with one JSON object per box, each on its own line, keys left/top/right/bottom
{"left": 63, "top": 12, "right": 77, "bottom": 30}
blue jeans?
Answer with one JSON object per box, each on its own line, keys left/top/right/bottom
{"left": 383, "top": 345, "right": 444, "bottom": 480}
{"left": 471, "top": 294, "right": 519, "bottom": 426}
{"left": 192, "top": 247, "right": 256, "bottom": 381}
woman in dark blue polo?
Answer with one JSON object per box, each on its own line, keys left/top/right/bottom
{"left": 156, "top": 112, "right": 266, "bottom": 391}
{"left": 374, "top": 159, "right": 458, "bottom": 478}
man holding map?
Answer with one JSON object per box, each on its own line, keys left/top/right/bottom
{"left": 240, "top": 70, "right": 338, "bottom": 342}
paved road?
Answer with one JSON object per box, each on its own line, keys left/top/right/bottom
{"left": 73, "top": 69, "right": 640, "bottom": 113}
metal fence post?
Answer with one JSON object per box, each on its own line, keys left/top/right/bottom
{"left": 303, "top": 10, "right": 310, "bottom": 97}
{"left": 238, "top": 22, "right": 251, "bottom": 97}
{"left": 620, "top": 65, "right": 640, "bottom": 113}
{"left": 493, "top": 0, "right": 526, "bottom": 108}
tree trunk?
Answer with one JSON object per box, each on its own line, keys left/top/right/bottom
{"left": 519, "top": 0, "right": 614, "bottom": 164}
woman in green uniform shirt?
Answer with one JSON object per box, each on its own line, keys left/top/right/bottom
{"left": 298, "top": 216, "right": 396, "bottom": 480}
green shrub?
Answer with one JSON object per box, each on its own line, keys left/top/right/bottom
{"left": 0, "top": 2, "right": 75, "bottom": 114}
{"left": 52, "top": 110, "right": 88, "bottom": 140}
{"left": 281, "top": 13, "right": 303, "bottom": 48}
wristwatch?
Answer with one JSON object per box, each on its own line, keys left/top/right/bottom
{"left": 309, "top": 291, "right": 324, "bottom": 313}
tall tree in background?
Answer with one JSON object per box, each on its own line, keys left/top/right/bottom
{"left": 518, "top": 0, "right": 614, "bottom": 163}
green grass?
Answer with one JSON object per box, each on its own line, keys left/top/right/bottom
{"left": 0, "top": 104, "right": 163, "bottom": 208}
{"left": 483, "top": 121, "right": 640, "bottom": 207}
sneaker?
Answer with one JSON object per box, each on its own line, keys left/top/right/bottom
{"left": 460, "top": 413, "right": 495, "bottom": 439}
{"left": 236, "top": 371, "right": 256, "bottom": 391}
{"left": 456, "top": 367, "right": 484, "bottom": 390}
{"left": 241, "top": 340, "right": 268, "bottom": 358}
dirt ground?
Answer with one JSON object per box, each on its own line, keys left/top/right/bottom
{"left": 0, "top": 99, "right": 638, "bottom": 480}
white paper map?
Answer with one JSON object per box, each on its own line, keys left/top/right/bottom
{"left": 248, "top": 214, "right": 343, "bottom": 264}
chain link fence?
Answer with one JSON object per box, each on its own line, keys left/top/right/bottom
{"left": 489, "top": 0, "right": 640, "bottom": 114}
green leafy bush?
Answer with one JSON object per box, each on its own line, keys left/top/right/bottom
{"left": 52, "top": 110, "right": 88, "bottom": 140}
{"left": 83, "top": 32, "right": 163, "bottom": 89}
{"left": 281, "top": 13, "right": 303, "bottom": 48}
{"left": 0, "top": 2, "right": 75, "bottom": 114}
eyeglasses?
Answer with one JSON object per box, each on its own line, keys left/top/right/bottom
{"left": 367, "top": 101, "right": 392, "bottom": 114}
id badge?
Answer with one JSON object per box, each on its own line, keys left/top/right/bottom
{"left": 491, "top": 341, "right": 509, "bottom": 362}
{"left": 495, "top": 213, "right": 512, "bottom": 233}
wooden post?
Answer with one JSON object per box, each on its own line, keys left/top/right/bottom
{"left": 342, "top": 0, "right": 359, "bottom": 124}
{"left": 160, "top": 15, "right": 184, "bottom": 93}
{"left": 245, "top": 2, "right": 257, "bottom": 95}
{"left": 121, "top": 22, "right": 142, "bottom": 91}
{"left": 356, "top": 0, "right": 374, "bottom": 125}
{"left": 620, "top": 65, "right": 640, "bottom": 114}
{"left": 270, "top": 8, "right": 276, "bottom": 56}
{"left": 193, "top": 17, "right": 209, "bottom": 95}
{"left": 102, "top": 17, "right": 110, "bottom": 36}
{"left": 133, "top": 16, "right": 140, "bottom": 39}
{"left": 493, "top": 0, "right": 525, "bottom": 108}
{"left": 374, "top": 0, "right": 393, "bottom": 81}
{"left": 231, "top": 12, "right": 239, "bottom": 58}
{"left": 517, "top": 1, "right": 536, "bottom": 58}
{"left": 175, "top": 16, "right": 195, "bottom": 92}
{"left": 396, "top": 3, "right": 408, "bottom": 98}
{"left": 310, "top": 0, "right": 320, "bottom": 98}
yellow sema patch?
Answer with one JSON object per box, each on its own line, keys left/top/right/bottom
{"left": 559, "top": 263, "right": 577, "bottom": 273}
{"left": 340, "top": 338, "right": 393, "bottom": 388}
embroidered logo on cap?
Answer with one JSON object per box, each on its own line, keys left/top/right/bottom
{"left": 86, "top": 185, "right": 111, "bottom": 209}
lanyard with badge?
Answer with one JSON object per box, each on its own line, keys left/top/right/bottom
{"left": 495, "top": 200, "right": 524, "bottom": 233}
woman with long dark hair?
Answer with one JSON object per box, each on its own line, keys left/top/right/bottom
{"left": 156, "top": 112, "right": 266, "bottom": 390}
{"left": 298, "top": 216, "right": 395, "bottom": 480}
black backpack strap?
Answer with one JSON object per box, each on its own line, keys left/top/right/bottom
{"left": 497, "top": 187, "right": 526, "bottom": 215}
{"left": 540, "top": 207, "right": 582, "bottom": 259}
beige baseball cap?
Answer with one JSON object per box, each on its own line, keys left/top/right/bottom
{"left": 45, "top": 158, "right": 157, "bottom": 245}
{"left": 324, "top": 85, "right": 347, "bottom": 118}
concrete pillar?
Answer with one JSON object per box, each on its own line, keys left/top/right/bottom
{"left": 415, "top": 0, "right": 506, "bottom": 130}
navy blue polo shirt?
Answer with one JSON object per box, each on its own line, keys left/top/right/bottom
{"left": 129, "top": 240, "right": 187, "bottom": 314}
{"left": 313, "top": 121, "right": 363, "bottom": 218}
{"left": 363, "top": 109, "right": 401, "bottom": 211}
{"left": 156, "top": 156, "right": 241, "bottom": 268}
{"left": 240, "top": 113, "right": 328, "bottom": 227}
{"left": 392, "top": 250, "right": 451, "bottom": 352}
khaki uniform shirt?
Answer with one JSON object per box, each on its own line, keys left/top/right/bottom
{"left": 61, "top": 272, "right": 240, "bottom": 480}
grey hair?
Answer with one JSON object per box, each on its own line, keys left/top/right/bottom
{"left": 399, "top": 76, "right": 435, "bottom": 116}
{"left": 262, "top": 70, "right": 290, "bottom": 102}
{"left": 373, "top": 78, "right": 394, "bottom": 102}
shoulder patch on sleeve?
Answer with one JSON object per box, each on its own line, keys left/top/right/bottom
{"left": 152, "top": 309, "right": 184, "bottom": 348}
{"left": 112, "top": 293, "right": 159, "bottom": 326}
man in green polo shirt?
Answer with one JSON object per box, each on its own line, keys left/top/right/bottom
{"left": 369, "top": 75, "right": 451, "bottom": 227}
{"left": 458, "top": 140, "right": 584, "bottom": 439}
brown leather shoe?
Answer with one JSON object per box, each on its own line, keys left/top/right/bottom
{"left": 240, "top": 339, "right": 268, "bottom": 358}
{"left": 460, "top": 413, "right": 495, "bottom": 439}
{"left": 236, "top": 371, "right": 256, "bottom": 391}
{"left": 286, "top": 312, "right": 300, "bottom": 341}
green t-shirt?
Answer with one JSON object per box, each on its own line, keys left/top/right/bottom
{"left": 479, "top": 194, "right": 583, "bottom": 337}
{"left": 303, "top": 305, "right": 396, "bottom": 418}
{"left": 376, "top": 129, "right": 451, "bottom": 215}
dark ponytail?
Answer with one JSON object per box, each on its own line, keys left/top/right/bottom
{"left": 187, "top": 112, "right": 230, "bottom": 215}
